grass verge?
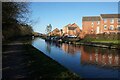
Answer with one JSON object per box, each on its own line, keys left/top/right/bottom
{"left": 23, "top": 44, "right": 82, "bottom": 79}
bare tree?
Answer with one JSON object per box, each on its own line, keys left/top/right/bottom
{"left": 2, "top": 2, "right": 30, "bottom": 25}
{"left": 2, "top": 2, "right": 33, "bottom": 39}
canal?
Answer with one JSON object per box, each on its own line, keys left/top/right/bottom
{"left": 32, "top": 38, "right": 120, "bottom": 79}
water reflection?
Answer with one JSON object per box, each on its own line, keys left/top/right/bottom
{"left": 45, "top": 40, "right": 120, "bottom": 69}
{"left": 45, "top": 41, "right": 51, "bottom": 53}
{"left": 81, "top": 46, "right": 120, "bottom": 68}
{"left": 32, "top": 38, "right": 120, "bottom": 79}
{"left": 61, "top": 44, "right": 80, "bottom": 55}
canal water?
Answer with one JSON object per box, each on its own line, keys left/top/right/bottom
{"left": 32, "top": 38, "right": 120, "bottom": 79}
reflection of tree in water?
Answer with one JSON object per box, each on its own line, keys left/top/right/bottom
{"left": 45, "top": 41, "right": 51, "bottom": 54}
{"left": 51, "top": 42, "right": 61, "bottom": 48}
{"left": 83, "top": 46, "right": 96, "bottom": 54}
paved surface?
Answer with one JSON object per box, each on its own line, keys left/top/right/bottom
{"left": 2, "top": 43, "right": 31, "bottom": 79}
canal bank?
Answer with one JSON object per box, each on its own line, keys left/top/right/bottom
{"left": 50, "top": 39, "right": 120, "bottom": 50}
{"left": 43, "top": 36, "right": 120, "bottom": 50}
{"left": 75, "top": 42, "right": 120, "bottom": 50}
{"left": 2, "top": 41, "right": 82, "bottom": 79}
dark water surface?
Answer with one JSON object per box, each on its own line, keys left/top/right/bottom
{"left": 32, "top": 38, "right": 120, "bottom": 79}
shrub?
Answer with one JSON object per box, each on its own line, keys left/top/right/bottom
{"left": 83, "top": 33, "right": 120, "bottom": 42}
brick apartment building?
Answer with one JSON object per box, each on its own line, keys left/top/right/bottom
{"left": 82, "top": 14, "right": 120, "bottom": 35}
{"left": 62, "top": 23, "right": 81, "bottom": 37}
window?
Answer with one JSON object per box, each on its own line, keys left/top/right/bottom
{"left": 118, "top": 25, "right": 120, "bottom": 31}
{"left": 104, "top": 19, "right": 107, "bottom": 23}
{"left": 118, "top": 18, "right": 120, "bottom": 23}
{"left": 110, "top": 25, "right": 114, "bottom": 30}
{"left": 91, "top": 29, "right": 94, "bottom": 33}
{"left": 110, "top": 19, "right": 114, "bottom": 23}
{"left": 118, "top": 27, "right": 120, "bottom": 31}
{"left": 104, "top": 25, "right": 107, "bottom": 30}
{"left": 97, "top": 21, "right": 100, "bottom": 25}
{"left": 96, "top": 26, "right": 100, "bottom": 34}
{"left": 91, "top": 22, "right": 94, "bottom": 27}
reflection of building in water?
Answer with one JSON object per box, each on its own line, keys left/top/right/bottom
{"left": 61, "top": 43, "right": 80, "bottom": 55}
{"left": 47, "top": 40, "right": 120, "bottom": 68}
{"left": 81, "top": 46, "right": 120, "bottom": 68}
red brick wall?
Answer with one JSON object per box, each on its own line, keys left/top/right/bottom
{"left": 82, "top": 21, "right": 100, "bottom": 34}
{"left": 82, "top": 18, "right": 119, "bottom": 35}
{"left": 101, "top": 18, "right": 118, "bottom": 33}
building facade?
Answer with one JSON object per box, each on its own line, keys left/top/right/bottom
{"left": 62, "top": 23, "right": 81, "bottom": 37}
{"left": 82, "top": 14, "right": 120, "bottom": 35}
{"left": 50, "top": 28, "right": 60, "bottom": 36}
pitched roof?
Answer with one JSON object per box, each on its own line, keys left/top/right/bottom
{"left": 53, "top": 28, "right": 60, "bottom": 32}
{"left": 101, "top": 14, "right": 120, "bottom": 18}
{"left": 64, "top": 23, "right": 80, "bottom": 30}
{"left": 64, "top": 24, "right": 71, "bottom": 28}
{"left": 68, "top": 27, "right": 77, "bottom": 30}
{"left": 82, "top": 16, "right": 100, "bottom": 21}
{"left": 71, "top": 23, "right": 79, "bottom": 27}
{"left": 68, "top": 23, "right": 79, "bottom": 30}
